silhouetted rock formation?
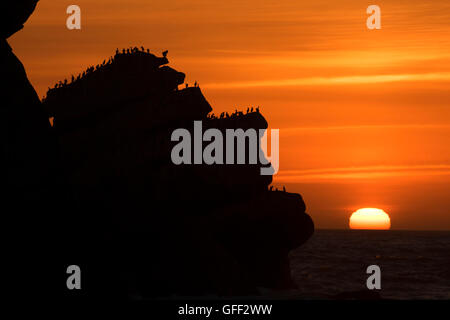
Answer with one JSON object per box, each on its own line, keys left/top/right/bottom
{"left": 0, "top": 1, "right": 39, "bottom": 38}
{"left": 42, "top": 48, "right": 314, "bottom": 298}
{"left": 1, "top": 0, "right": 57, "bottom": 299}
{"left": 4, "top": 3, "right": 313, "bottom": 298}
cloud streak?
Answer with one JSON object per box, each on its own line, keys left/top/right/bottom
{"left": 281, "top": 124, "right": 450, "bottom": 134}
{"left": 274, "top": 165, "right": 450, "bottom": 182}
{"left": 203, "top": 72, "right": 450, "bottom": 89}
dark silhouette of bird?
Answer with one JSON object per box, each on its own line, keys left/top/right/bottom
{"left": 162, "top": 50, "right": 168, "bottom": 58}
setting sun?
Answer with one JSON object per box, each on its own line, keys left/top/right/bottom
{"left": 349, "top": 208, "right": 391, "bottom": 230}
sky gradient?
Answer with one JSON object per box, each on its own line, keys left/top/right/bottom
{"left": 10, "top": 0, "right": 450, "bottom": 229}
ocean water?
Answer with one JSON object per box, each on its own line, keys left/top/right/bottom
{"left": 289, "top": 230, "right": 450, "bottom": 299}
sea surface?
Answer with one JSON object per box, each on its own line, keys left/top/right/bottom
{"left": 289, "top": 230, "right": 450, "bottom": 299}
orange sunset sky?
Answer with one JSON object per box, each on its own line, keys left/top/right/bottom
{"left": 9, "top": 0, "right": 450, "bottom": 229}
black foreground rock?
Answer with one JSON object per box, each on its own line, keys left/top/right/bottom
{"left": 1, "top": 2, "right": 314, "bottom": 301}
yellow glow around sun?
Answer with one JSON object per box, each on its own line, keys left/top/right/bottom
{"left": 349, "top": 208, "right": 391, "bottom": 230}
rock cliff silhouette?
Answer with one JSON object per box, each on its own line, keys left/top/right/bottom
{"left": 2, "top": 3, "right": 314, "bottom": 300}
{"left": 1, "top": 1, "right": 58, "bottom": 299}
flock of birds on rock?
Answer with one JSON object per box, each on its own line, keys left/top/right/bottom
{"left": 269, "top": 186, "right": 287, "bottom": 192}
{"left": 207, "top": 106, "right": 261, "bottom": 120}
{"left": 44, "top": 47, "right": 269, "bottom": 142}
{"left": 46, "top": 47, "right": 168, "bottom": 93}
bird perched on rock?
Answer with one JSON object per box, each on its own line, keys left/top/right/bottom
{"left": 162, "top": 50, "right": 168, "bottom": 58}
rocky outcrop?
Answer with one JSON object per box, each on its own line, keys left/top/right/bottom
{"left": 42, "top": 48, "right": 314, "bottom": 298}
{"left": 1, "top": 0, "right": 57, "bottom": 299}
{"left": 3, "top": 3, "right": 313, "bottom": 300}
{"left": 0, "top": 1, "right": 39, "bottom": 39}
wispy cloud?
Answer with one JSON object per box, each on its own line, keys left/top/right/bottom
{"left": 274, "top": 165, "right": 450, "bottom": 182}
{"left": 281, "top": 124, "right": 450, "bottom": 134}
{"left": 203, "top": 72, "right": 450, "bottom": 89}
